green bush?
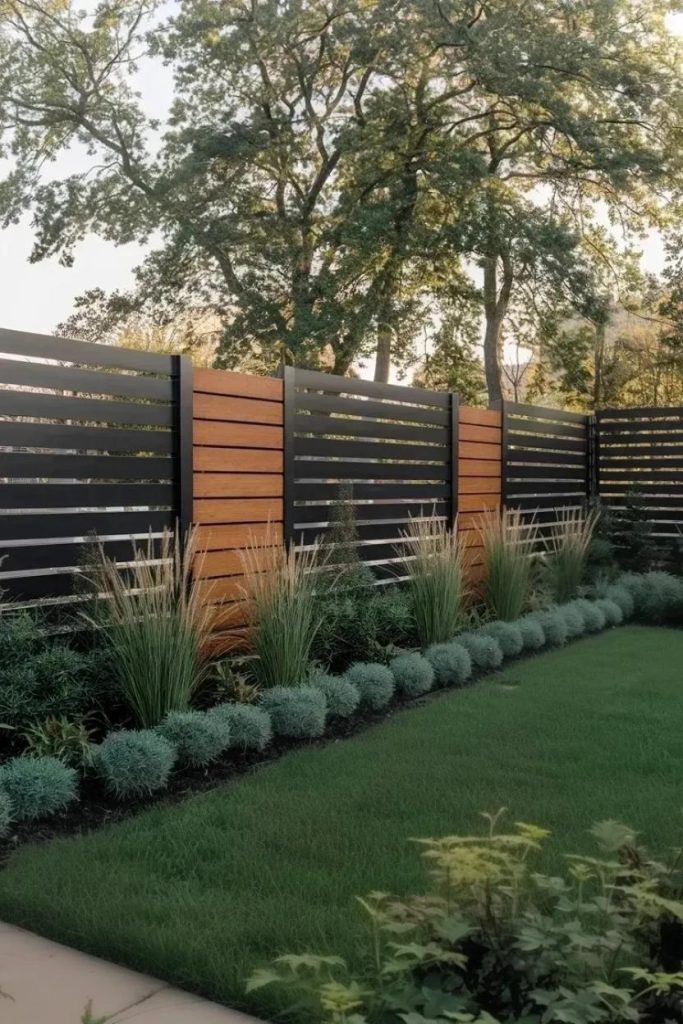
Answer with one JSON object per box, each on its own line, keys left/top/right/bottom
{"left": 310, "top": 672, "right": 360, "bottom": 718}
{"left": 572, "top": 598, "right": 607, "bottom": 633}
{"left": 559, "top": 602, "right": 585, "bottom": 639}
{"left": 424, "top": 643, "right": 472, "bottom": 687}
{"left": 94, "top": 730, "right": 176, "bottom": 799}
{"left": 260, "top": 687, "right": 327, "bottom": 739}
{"left": 389, "top": 653, "right": 435, "bottom": 698}
{"left": 629, "top": 571, "right": 683, "bottom": 623}
{"left": 517, "top": 615, "right": 546, "bottom": 651}
{"left": 531, "top": 608, "right": 568, "bottom": 647}
{"left": 156, "top": 710, "right": 231, "bottom": 768}
{"left": 478, "top": 620, "right": 523, "bottom": 658}
{"left": 601, "top": 583, "right": 635, "bottom": 618}
{"left": 454, "top": 632, "right": 503, "bottom": 670}
{"left": 595, "top": 597, "right": 623, "bottom": 626}
{"left": 0, "top": 756, "right": 78, "bottom": 821}
{"left": 404, "top": 517, "right": 467, "bottom": 646}
{"left": 0, "top": 789, "right": 11, "bottom": 838}
{"left": 345, "top": 663, "right": 395, "bottom": 711}
{"left": 21, "top": 715, "right": 94, "bottom": 769}
{"left": 208, "top": 703, "right": 272, "bottom": 751}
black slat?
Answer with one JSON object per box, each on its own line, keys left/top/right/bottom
{"left": 293, "top": 436, "right": 448, "bottom": 461}
{"left": 293, "top": 367, "right": 449, "bottom": 408}
{"left": 297, "top": 520, "right": 448, "bottom": 544}
{"left": 597, "top": 443, "right": 683, "bottom": 458}
{"left": 598, "top": 424, "right": 683, "bottom": 439}
{"left": 509, "top": 496, "right": 586, "bottom": 510}
{"left": 0, "top": 572, "right": 81, "bottom": 601}
{"left": 507, "top": 448, "right": 588, "bottom": 467}
{"left": 0, "top": 452, "right": 173, "bottom": 480}
{"left": 295, "top": 482, "right": 450, "bottom": 502}
{"left": 294, "top": 413, "right": 448, "bottom": 444}
{"left": 507, "top": 464, "right": 587, "bottom": 481}
{"left": 507, "top": 480, "right": 588, "bottom": 496}
{"left": 292, "top": 500, "right": 447, "bottom": 525}
{"left": 0, "top": 327, "right": 174, "bottom": 374}
{"left": 0, "top": 421, "right": 173, "bottom": 454}
{"left": 0, "top": 483, "right": 173, "bottom": 508}
{"left": 0, "top": 510, "right": 174, "bottom": 541}
{"left": 506, "top": 417, "right": 587, "bottom": 440}
{"left": 598, "top": 468, "right": 683, "bottom": 481}
{"left": 295, "top": 391, "right": 450, "bottom": 427}
{"left": 293, "top": 460, "right": 449, "bottom": 481}
{"left": 600, "top": 495, "right": 683, "bottom": 510}
{"left": 0, "top": 357, "right": 172, "bottom": 401}
{"left": 597, "top": 405, "right": 683, "bottom": 422}
{"left": 507, "top": 432, "right": 586, "bottom": 453}
{"left": 0, "top": 389, "right": 174, "bottom": 426}
{"left": 598, "top": 457, "right": 683, "bottom": 471}
{"left": 504, "top": 401, "right": 589, "bottom": 425}
{"left": 2, "top": 536, "right": 166, "bottom": 572}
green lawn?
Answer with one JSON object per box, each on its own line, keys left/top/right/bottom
{"left": 0, "top": 626, "right": 681, "bottom": 1018}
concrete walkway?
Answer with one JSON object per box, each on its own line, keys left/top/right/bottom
{"left": 0, "top": 922, "right": 260, "bottom": 1023}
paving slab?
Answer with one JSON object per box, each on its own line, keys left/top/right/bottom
{"left": 0, "top": 922, "right": 261, "bottom": 1024}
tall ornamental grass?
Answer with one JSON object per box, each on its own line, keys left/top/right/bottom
{"left": 401, "top": 515, "right": 467, "bottom": 646}
{"left": 545, "top": 506, "right": 599, "bottom": 604}
{"left": 86, "top": 528, "right": 212, "bottom": 727}
{"left": 240, "top": 530, "right": 324, "bottom": 688}
{"left": 477, "top": 507, "right": 537, "bottom": 620}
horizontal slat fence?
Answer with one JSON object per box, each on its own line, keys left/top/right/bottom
{"left": 0, "top": 327, "right": 186, "bottom": 604}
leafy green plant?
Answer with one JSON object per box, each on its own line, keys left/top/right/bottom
{"left": 544, "top": 506, "right": 599, "bottom": 603}
{"left": 596, "top": 581, "right": 635, "bottom": 619}
{"left": 531, "top": 608, "right": 568, "bottom": 647}
{"left": 208, "top": 703, "right": 272, "bottom": 751}
{"left": 401, "top": 515, "right": 467, "bottom": 646}
{"left": 612, "top": 489, "right": 659, "bottom": 573}
{"left": 560, "top": 601, "right": 586, "bottom": 639}
{"left": 595, "top": 597, "right": 623, "bottom": 626}
{"left": 623, "top": 571, "right": 683, "bottom": 624}
{"left": 454, "top": 631, "right": 503, "bottom": 670}
{"left": 156, "top": 710, "right": 231, "bottom": 768}
{"left": 22, "top": 715, "right": 94, "bottom": 768}
{"left": 209, "top": 657, "right": 261, "bottom": 705}
{"left": 573, "top": 597, "right": 607, "bottom": 633}
{"left": 249, "top": 816, "right": 683, "bottom": 1024}
{"left": 94, "top": 729, "right": 176, "bottom": 799}
{"left": 344, "top": 663, "right": 395, "bottom": 711}
{"left": 389, "top": 653, "right": 435, "bottom": 698}
{"left": 0, "top": 788, "right": 11, "bottom": 838}
{"left": 260, "top": 687, "right": 327, "bottom": 739}
{"left": 478, "top": 507, "right": 538, "bottom": 620}
{"left": 478, "top": 619, "right": 524, "bottom": 657}
{"left": 0, "top": 756, "right": 78, "bottom": 821}
{"left": 310, "top": 672, "right": 360, "bottom": 718}
{"left": 424, "top": 642, "right": 472, "bottom": 687}
{"left": 85, "top": 529, "right": 213, "bottom": 727}
{"left": 517, "top": 615, "right": 546, "bottom": 651}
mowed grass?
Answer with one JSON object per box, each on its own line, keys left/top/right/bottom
{"left": 0, "top": 626, "right": 682, "bottom": 1018}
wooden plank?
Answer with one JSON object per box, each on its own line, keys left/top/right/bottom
{"left": 197, "top": 522, "right": 283, "bottom": 551}
{"left": 459, "top": 423, "right": 501, "bottom": 444}
{"left": 193, "top": 446, "right": 283, "bottom": 473}
{"left": 193, "top": 473, "right": 283, "bottom": 499}
{"left": 459, "top": 407, "right": 501, "bottom": 428}
{"left": 194, "top": 368, "right": 282, "bottom": 402}
{"left": 193, "top": 421, "right": 283, "bottom": 449}
{"left": 459, "top": 441, "right": 502, "bottom": 461}
{"left": 196, "top": 546, "right": 278, "bottom": 579}
{"left": 194, "top": 393, "right": 283, "bottom": 426}
{"left": 458, "top": 477, "right": 501, "bottom": 495}
{"left": 197, "top": 575, "right": 251, "bottom": 603}
{"left": 193, "top": 497, "right": 283, "bottom": 524}
{"left": 459, "top": 458, "right": 501, "bottom": 478}
{"left": 458, "top": 493, "right": 500, "bottom": 513}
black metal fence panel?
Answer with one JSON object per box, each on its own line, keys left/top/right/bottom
{"left": 284, "top": 367, "right": 457, "bottom": 581}
{"left": 0, "top": 327, "right": 191, "bottom": 605}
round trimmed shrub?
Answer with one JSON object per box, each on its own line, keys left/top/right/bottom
{"left": 573, "top": 598, "right": 606, "bottom": 633}
{"left": 595, "top": 597, "right": 623, "bottom": 627}
{"left": 559, "top": 603, "right": 585, "bottom": 639}
{"left": 455, "top": 632, "right": 503, "bottom": 671}
{"left": 0, "top": 756, "right": 77, "bottom": 821}
{"left": 532, "top": 609, "right": 568, "bottom": 647}
{"left": 0, "top": 789, "right": 10, "bottom": 838}
{"left": 389, "top": 653, "right": 435, "bottom": 698}
{"left": 424, "top": 643, "right": 472, "bottom": 687}
{"left": 156, "top": 710, "right": 231, "bottom": 768}
{"left": 94, "top": 729, "right": 176, "bottom": 799}
{"left": 603, "top": 584, "right": 634, "bottom": 619}
{"left": 208, "top": 703, "right": 272, "bottom": 751}
{"left": 478, "top": 621, "right": 524, "bottom": 658}
{"left": 345, "top": 663, "right": 395, "bottom": 711}
{"left": 518, "top": 615, "right": 546, "bottom": 651}
{"left": 260, "top": 686, "right": 327, "bottom": 739}
{"left": 310, "top": 672, "right": 360, "bottom": 718}
{"left": 634, "top": 572, "right": 683, "bottom": 623}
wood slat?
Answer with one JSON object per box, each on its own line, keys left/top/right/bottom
{"left": 459, "top": 441, "right": 501, "bottom": 461}
{"left": 193, "top": 473, "right": 283, "bottom": 498}
{"left": 193, "top": 447, "right": 283, "bottom": 473}
{"left": 194, "top": 393, "right": 283, "bottom": 425}
{"left": 459, "top": 459, "right": 500, "bottom": 478}
{"left": 459, "top": 407, "right": 501, "bottom": 427}
{"left": 458, "top": 478, "right": 501, "bottom": 495}
{"left": 196, "top": 546, "right": 278, "bottom": 579}
{"left": 194, "top": 368, "right": 282, "bottom": 402}
{"left": 458, "top": 494, "right": 500, "bottom": 513}
{"left": 193, "top": 421, "right": 283, "bottom": 449}
{"left": 459, "top": 423, "right": 501, "bottom": 444}
{"left": 197, "top": 523, "right": 283, "bottom": 551}
{"left": 193, "top": 497, "right": 283, "bottom": 524}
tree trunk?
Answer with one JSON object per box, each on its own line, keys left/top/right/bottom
{"left": 482, "top": 255, "right": 512, "bottom": 406}
{"left": 374, "top": 323, "right": 392, "bottom": 383}
{"left": 483, "top": 313, "right": 504, "bottom": 404}
{"left": 594, "top": 321, "right": 605, "bottom": 408}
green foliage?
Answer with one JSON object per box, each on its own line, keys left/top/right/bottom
{"left": 560, "top": 602, "right": 586, "bottom": 639}
{"left": 478, "top": 509, "right": 537, "bottom": 621}
{"left": 209, "top": 657, "right": 261, "bottom": 705}
{"left": 309, "top": 672, "right": 360, "bottom": 719}
{"left": 403, "top": 517, "right": 467, "bottom": 646}
{"left": 625, "top": 571, "right": 683, "bottom": 624}
{"left": 0, "top": 756, "right": 77, "bottom": 821}
{"left": 344, "top": 663, "right": 395, "bottom": 711}
{"left": 389, "top": 653, "right": 435, "bottom": 698}
{"left": 572, "top": 598, "right": 607, "bottom": 633}
{"left": 94, "top": 730, "right": 176, "bottom": 800}
{"left": 424, "top": 643, "right": 472, "bottom": 687}
{"left": 517, "top": 615, "right": 546, "bottom": 651}
{"left": 250, "top": 816, "right": 683, "bottom": 1024}
{"left": 0, "top": 788, "right": 11, "bottom": 838}
{"left": 544, "top": 508, "right": 599, "bottom": 603}
{"left": 454, "top": 632, "right": 503, "bottom": 671}
{"left": 208, "top": 703, "right": 272, "bottom": 752}
{"left": 478, "top": 620, "right": 524, "bottom": 658}
{"left": 22, "top": 715, "right": 94, "bottom": 769}
{"left": 156, "top": 710, "right": 231, "bottom": 768}
{"left": 313, "top": 586, "right": 416, "bottom": 673}
{"left": 600, "top": 583, "right": 635, "bottom": 619}
{"left": 611, "top": 490, "right": 659, "bottom": 573}
{"left": 531, "top": 609, "right": 568, "bottom": 647}
{"left": 595, "top": 597, "right": 624, "bottom": 627}
{"left": 260, "top": 687, "right": 327, "bottom": 740}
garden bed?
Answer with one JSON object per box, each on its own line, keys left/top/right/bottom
{"left": 0, "top": 626, "right": 681, "bottom": 1019}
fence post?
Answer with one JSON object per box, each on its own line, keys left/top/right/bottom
{"left": 587, "top": 413, "right": 598, "bottom": 503}
{"left": 282, "top": 364, "right": 295, "bottom": 547}
{"left": 449, "top": 392, "right": 459, "bottom": 529}
{"left": 173, "top": 354, "right": 194, "bottom": 545}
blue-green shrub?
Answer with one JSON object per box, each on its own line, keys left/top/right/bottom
{"left": 572, "top": 598, "right": 606, "bottom": 633}
{"left": 629, "top": 572, "right": 683, "bottom": 623}
{"left": 94, "top": 730, "right": 176, "bottom": 799}
{"left": 603, "top": 583, "right": 634, "bottom": 619}
{"left": 0, "top": 756, "right": 77, "bottom": 821}
{"left": 478, "top": 621, "right": 524, "bottom": 658}
{"left": 310, "top": 672, "right": 360, "bottom": 718}
{"left": 345, "top": 663, "right": 395, "bottom": 710}
{"left": 595, "top": 597, "right": 623, "bottom": 627}
{"left": 260, "top": 687, "right": 327, "bottom": 738}
{"left": 389, "top": 653, "right": 435, "bottom": 698}
{"left": 424, "top": 643, "right": 472, "bottom": 687}
{"left": 455, "top": 632, "right": 503, "bottom": 671}
{"left": 156, "top": 710, "right": 231, "bottom": 768}
{"left": 560, "top": 603, "right": 585, "bottom": 639}
{"left": 208, "top": 703, "right": 272, "bottom": 751}
{"left": 532, "top": 609, "right": 568, "bottom": 647}
{"left": 517, "top": 615, "right": 546, "bottom": 651}
{"left": 0, "top": 789, "right": 10, "bottom": 838}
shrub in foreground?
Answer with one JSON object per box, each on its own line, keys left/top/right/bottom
{"left": 477, "top": 508, "right": 537, "bottom": 621}
{"left": 626, "top": 571, "right": 683, "bottom": 623}
{"left": 208, "top": 703, "right": 272, "bottom": 751}
{"left": 517, "top": 615, "right": 546, "bottom": 651}
{"left": 424, "top": 642, "right": 472, "bottom": 687}
{"left": 0, "top": 789, "right": 10, "bottom": 838}
{"left": 260, "top": 687, "right": 326, "bottom": 739}
{"left": 454, "top": 632, "right": 503, "bottom": 671}
{"left": 94, "top": 730, "right": 176, "bottom": 799}
{"left": 531, "top": 608, "right": 568, "bottom": 647}
{"left": 572, "top": 598, "right": 607, "bottom": 633}
{"left": 403, "top": 516, "right": 467, "bottom": 646}
{"left": 559, "top": 602, "right": 585, "bottom": 639}
{"left": 156, "top": 710, "right": 231, "bottom": 768}
{"left": 389, "top": 653, "right": 435, "bottom": 698}
{"left": 601, "top": 583, "right": 635, "bottom": 618}
{"left": 345, "top": 663, "right": 395, "bottom": 710}
{"left": 310, "top": 672, "right": 360, "bottom": 718}
{"left": 478, "top": 620, "right": 523, "bottom": 658}
{"left": 0, "top": 756, "right": 77, "bottom": 821}
{"left": 595, "top": 597, "right": 623, "bottom": 627}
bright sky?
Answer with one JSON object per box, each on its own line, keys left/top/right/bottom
{"left": 0, "top": 10, "right": 681, "bottom": 340}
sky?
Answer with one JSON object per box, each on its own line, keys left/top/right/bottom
{"left": 0, "top": 10, "right": 681, "bottom": 342}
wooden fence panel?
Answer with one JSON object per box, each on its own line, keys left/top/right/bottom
{"left": 457, "top": 405, "right": 502, "bottom": 585}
